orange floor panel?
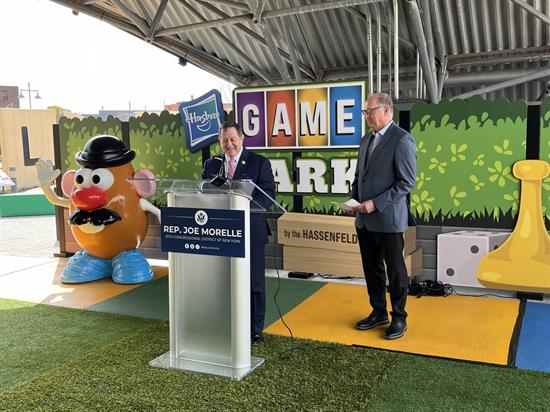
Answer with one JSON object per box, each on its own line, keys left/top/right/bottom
{"left": 265, "top": 283, "right": 520, "bottom": 365}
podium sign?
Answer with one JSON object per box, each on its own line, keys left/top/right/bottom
{"left": 161, "top": 207, "right": 245, "bottom": 257}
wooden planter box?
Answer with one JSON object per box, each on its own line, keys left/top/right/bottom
{"left": 277, "top": 212, "right": 422, "bottom": 277}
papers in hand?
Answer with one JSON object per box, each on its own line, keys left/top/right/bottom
{"left": 332, "top": 198, "right": 361, "bottom": 211}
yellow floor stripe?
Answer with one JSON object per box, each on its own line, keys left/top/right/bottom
{"left": 0, "top": 257, "right": 167, "bottom": 309}
{"left": 265, "top": 283, "right": 519, "bottom": 365}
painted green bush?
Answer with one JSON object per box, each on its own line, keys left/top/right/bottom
{"left": 411, "top": 97, "right": 526, "bottom": 226}
{"left": 58, "top": 116, "right": 122, "bottom": 173}
{"left": 129, "top": 111, "right": 203, "bottom": 207}
{"left": 540, "top": 97, "right": 550, "bottom": 220}
{"left": 129, "top": 111, "right": 202, "bottom": 180}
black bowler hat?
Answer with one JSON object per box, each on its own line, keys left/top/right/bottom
{"left": 75, "top": 135, "right": 135, "bottom": 168}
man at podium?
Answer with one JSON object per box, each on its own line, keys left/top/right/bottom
{"left": 202, "top": 121, "right": 275, "bottom": 345}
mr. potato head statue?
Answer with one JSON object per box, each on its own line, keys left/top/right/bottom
{"left": 36, "top": 135, "right": 160, "bottom": 284}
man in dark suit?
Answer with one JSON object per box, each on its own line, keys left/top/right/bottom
{"left": 351, "top": 93, "right": 416, "bottom": 340}
{"left": 202, "top": 121, "right": 275, "bottom": 345}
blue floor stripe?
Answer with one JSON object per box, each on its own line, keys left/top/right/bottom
{"left": 515, "top": 302, "right": 550, "bottom": 372}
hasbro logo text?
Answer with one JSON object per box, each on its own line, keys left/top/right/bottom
{"left": 185, "top": 111, "right": 220, "bottom": 132}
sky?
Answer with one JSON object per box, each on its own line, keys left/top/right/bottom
{"left": 0, "top": 0, "right": 235, "bottom": 114}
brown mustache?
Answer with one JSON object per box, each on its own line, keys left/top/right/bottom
{"left": 69, "top": 208, "right": 121, "bottom": 226}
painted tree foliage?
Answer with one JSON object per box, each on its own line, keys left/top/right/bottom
{"left": 411, "top": 97, "right": 527, "bottom": 227}
{"left": 59, "top": 116, "right": 123, "bottom": 172}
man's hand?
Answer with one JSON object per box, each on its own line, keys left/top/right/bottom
{"left": 352, "top": 200, "right": 376, "bottom": 213}
{"left": 36, "top": 159, "right": 61, "bottom": 187}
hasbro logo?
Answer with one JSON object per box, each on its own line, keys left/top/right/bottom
{"left": 179, "top": 89, "right": 225, "bottom": 153}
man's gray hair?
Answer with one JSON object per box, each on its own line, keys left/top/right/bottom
{"left": 375, "top": 93, "right": 393, "bottom": 112}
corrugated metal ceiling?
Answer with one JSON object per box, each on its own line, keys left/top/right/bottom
{"left": 50, "top": 0, "right": 550, "bottom": 102}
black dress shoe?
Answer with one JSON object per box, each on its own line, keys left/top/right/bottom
{"left": 355, "top": 312, "right": 389, "bottom": 330}
{"left": 251, "top": 333, "right": 263, "bottom": 345}
{"left": 384, "top": 319, "right": 407, "bottom": 340}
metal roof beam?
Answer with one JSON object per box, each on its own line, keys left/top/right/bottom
{"left": 405, "top": 0, "right": 438, "bottom": 102}
{"left": 177, "top": 0, "right": 275, "bottom": 84}
{"left": 288, "top": 9, "right": 321, "bottom": 79}
{"left": 193, "top": 0, "right": 316, "bottom": 80}
{"left": 146, "top": 0, "right": 169, "bottom": 42}
{"left": 263, "top": 0, "right": 386, "bottom": 18}
{"left": 343, "top": 5, "right": 415, "bottom": 50}
{"left": 245, "top": 0, "right": 291, "bottom": 83}
{"left": 159, "top": 0, "right": 386, "bottom": 36}
{"left": 429, "top": 0, "right": 447, "bottom": 100}
{"left": 201, "top": 0, "right": 250, "bottom": 12}
{"left": 282, "top": 19, "right": 303, "bottom": 82}
{"left": 134, "top": 0, "right": 152, "bottom": 24}
{"left": 156, "top": 14, "right": 252, "bottom": 36}
{"left": 453, "top": 67, "right": 550, "bottom": 99}
{"left": 419, "top": 0, "right": 438, "bottom": 98}
{"left": 509, "top": 0, "right": 550, "bottom": 25}
{"left": 448, "top": 46, "right": 550, "bottom": 69}
{"left": 321, "top": 65, "right": 549, "bottom": 89}
{"left": 257, "top": 25, "right": 291, "bottom": 82}
{"left": 110, "top": 0, "right": 150, "bottom": 36}
{"left": 156, "top": 37, "right": 250, "bottom": 85}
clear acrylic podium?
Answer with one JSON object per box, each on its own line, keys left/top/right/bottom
{"left": 148, "top": 179, "right": 285, "bottom": 380}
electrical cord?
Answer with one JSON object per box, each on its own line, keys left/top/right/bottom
{"left": 408, "top": 279, "right": 516, "bottom": 299}
{"left": 448, "top": 284, "right": 516, "bottom": 299}
{"left": 315, "top": 273, "right": 357, "bottom": 280}
{"left": 268, "top": 215, "right": 300, "bottom": 358}
{"left": 270, "top": 220, "right": 348, "bottom": 359}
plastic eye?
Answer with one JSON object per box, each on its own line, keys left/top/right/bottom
{"left": 74, "top": 168, "right": 92, "bottom": 188}
{"left": 90, "top": 168, "right": 114, "bottom": 191}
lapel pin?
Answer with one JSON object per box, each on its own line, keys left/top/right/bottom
{"left": 241, "top": 160, "right": 246, "bottom": 165}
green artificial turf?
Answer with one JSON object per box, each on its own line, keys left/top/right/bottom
{"left": 4, "top": 297, "right": 550, "bottom": 411}
{"left": 0, "top": 322, "right": 402, "bottom": 411}
{"left": 369, "top": 354, "right": 550, "bottom": 411}
{"left": 0, "top": 299, "right": 156, "bottom": 393}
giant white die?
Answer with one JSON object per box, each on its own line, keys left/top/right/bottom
{"left": 437, "top": 230, "right": 510, "bottom": 288}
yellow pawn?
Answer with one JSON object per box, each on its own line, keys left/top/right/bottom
{"left": 477, "top": 160, "right": 550, "bottom": 293}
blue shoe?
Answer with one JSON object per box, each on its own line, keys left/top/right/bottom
{"left": 61, "top": 250, "right": 112, "bottom": 283}
{"left": 111, "top": 249, "right": 153, "bottom": 284}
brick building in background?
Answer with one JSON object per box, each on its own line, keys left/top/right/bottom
{"left": 0, "top": 86, "right": 20, "bottom": 108}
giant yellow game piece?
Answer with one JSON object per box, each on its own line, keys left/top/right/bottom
{"left": 477, "top": 160, "right": 550, "bottom": 292}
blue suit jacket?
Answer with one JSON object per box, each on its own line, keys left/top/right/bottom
{"left": 351, "top": 123, "right": 416, "bottom": 233}
{"left": 202, "top": 147, "right": 275, "bottom": 245}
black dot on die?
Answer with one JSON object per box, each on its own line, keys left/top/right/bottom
{"left": 471, "top": 245, "right": 479, "bottom": 253}
{"left": 446, "top": 268, "right": 454, "bottom": 276}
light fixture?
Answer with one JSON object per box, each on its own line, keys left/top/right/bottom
{"left": 19, "top": 82, "right": 42, "bottom": 109}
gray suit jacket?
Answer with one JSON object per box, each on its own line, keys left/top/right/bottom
{"left": 351, "top": 122, "right": 416, "bottom": 233}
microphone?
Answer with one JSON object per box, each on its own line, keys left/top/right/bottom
{"left": 210, "top": 154, "right": 227, "bottom": 187}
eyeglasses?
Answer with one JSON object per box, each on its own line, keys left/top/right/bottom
{"left": 361, "top": 105, "right": 385, "bottom": 116}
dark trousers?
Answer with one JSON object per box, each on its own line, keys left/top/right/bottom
{"left": 250, "top": 244, "right": 266, "bottom": 335}
{"left": 356, "top": 227, "right": 408, "bottom": 320}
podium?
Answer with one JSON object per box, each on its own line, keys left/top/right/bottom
{"left": 147, "top": 179, "right": 285, "bottom": 380}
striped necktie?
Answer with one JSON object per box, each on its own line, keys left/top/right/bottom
{"left": 228, "top": 158, "right": 236, "bottom": 180}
